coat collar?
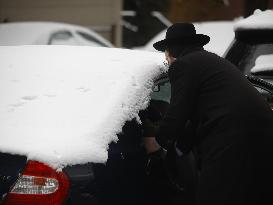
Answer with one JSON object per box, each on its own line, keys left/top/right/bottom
{"left": 177, "top": 46, "right": 204, "bottom": 59}
{"left": 167, "top": 46, "right": 204, "bottom": 82}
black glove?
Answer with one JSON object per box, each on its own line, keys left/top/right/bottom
{"left": 139, "top": 100, "right": 164, "bottom": 138}
{"left": 146, "top": 147, "right": 185, "bottom": 194}
{"left": 145, "top": 147, "right": 167, "bottom": 177}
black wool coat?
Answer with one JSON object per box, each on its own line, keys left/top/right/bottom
{"left": 158, "top": 47, "right": 273, "bottom": 205}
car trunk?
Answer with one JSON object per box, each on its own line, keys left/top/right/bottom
{"left": 0, "top": 153, "right": 27, "bottom": 203}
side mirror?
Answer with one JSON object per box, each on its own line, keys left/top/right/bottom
{"left": 152, "top": 85, "right": 160, "bottom": 92}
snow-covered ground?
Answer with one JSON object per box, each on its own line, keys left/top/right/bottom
{"left": 139, "top": 21, "right": 235, "bottom": 57}
{"left": 0, "top": 46, "right": 167, "bottom": 168}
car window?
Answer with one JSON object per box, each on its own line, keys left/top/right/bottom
{"left": 250, "top": 54, "right": 273, "bottom": 76}
{"left": 235, "top": 42, "right": 273, "bottom": 75}
{"left": 76, "top": 31, "right": 108, "bottom": 47}
{"left": 48, "top": 30, "right": 78, "bottom": 45}
{"left": 151, "top": 77, "right": 171, "bottom": 103}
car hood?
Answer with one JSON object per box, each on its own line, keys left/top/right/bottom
{"left": 0, "top": 46, "right": 167, "bottom": 168}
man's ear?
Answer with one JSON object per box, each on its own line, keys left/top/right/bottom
{"left": 165, "top": 50, "right": 176, "bottom": 64}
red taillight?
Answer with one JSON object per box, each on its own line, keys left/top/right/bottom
{"left": 3, "top": 160, "right": 70, "bottom": 205}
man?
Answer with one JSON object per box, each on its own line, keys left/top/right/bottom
{"left": 143, "top": 23, "right": 273, "bottom": 205}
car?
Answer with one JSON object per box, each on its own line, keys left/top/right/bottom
{"left": 0, "top": 46, "right": 272, "bottom": 205}
{"left": 0, "top": 22, "right": 113, "bottom": 47}
{"left": 224, "top": 9, "right": 273, "bottom": 108}
{"left": 0, "top": 46, "right": 185, "bottom": 205}
{"left": 139, "top": 21, "right": 235, "bottom": 57}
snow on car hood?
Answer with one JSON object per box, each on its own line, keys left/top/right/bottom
{"left": 0, "top": 46, "right": 167, "bottom": 168}
{"left": 251, "top": 54, "right": 273, "bottom": 74}
{"left": 234, "top": 9, "right": 273, "bottom": 31}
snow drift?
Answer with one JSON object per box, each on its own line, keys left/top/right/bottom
{"left": 0, "top": 46, "right": 167, "bottom": 168}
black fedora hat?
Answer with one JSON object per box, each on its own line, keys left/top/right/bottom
{"left": 153, "top": 23, "right": 210, "bottom": 51}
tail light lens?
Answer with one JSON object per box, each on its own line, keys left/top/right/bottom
{"left": 3, "top": 160, "right": 70, "bottom": 205}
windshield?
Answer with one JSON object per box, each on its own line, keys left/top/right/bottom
{"left": 227, "top": 41, "right": 273, "bottom": 76}
{"left": 243, "top": 44, "right": 273, "bottom": 75}
{"left": 151, "top": 77, "right": 171, "bottom": 103}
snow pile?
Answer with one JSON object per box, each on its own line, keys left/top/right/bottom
{"left": 251, "top": 54, "right": 273, "bottom": 73}
{"left": 0, "top": 46, "right": 166, "bottom": 168}
{"left": 234, "top": 9, "right": 273, "bottom": 31}
{"left": 140, "top": 21, "right": 235, "bottom": 56}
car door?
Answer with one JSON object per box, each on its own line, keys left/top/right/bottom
{"left": 246, "top": 75, "right": 273, "bottom": 109}
{"left": 92, "top": 74, "right": 197, "bottom": 205}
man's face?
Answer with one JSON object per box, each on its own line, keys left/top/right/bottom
{"left": 165, "top": 50, "right": 176, "bottom": 66}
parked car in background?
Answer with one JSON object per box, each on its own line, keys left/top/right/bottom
{"left": 224, "top": 9, "right": 273, "bottom": 107}
{"left": 139, "top": 21, "right": 235, "bottom": 57}
{"left": 0, "top": 22, "right": 113, "bottom": 47}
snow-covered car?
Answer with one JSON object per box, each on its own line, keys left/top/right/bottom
{"left": 0, "top": 46, "right": 272, "bottom": 205}
{"left": 139, "top": 21, "right": 235, "bottom": 57}
{"left": 224, "top": 9, "right": 273, "bottom": 107}
{"left": 0, "top": 46, "right": 186, "bottom": 205}
{"left": 0, "top": 22, "right": 113, "bottom": 47}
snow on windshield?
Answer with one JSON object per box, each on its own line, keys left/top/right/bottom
{"left": 141, "top": 21, "right": 235, "bottom": 56}
{"left": 234, "top": 9, "right": 273, "bottom": 31}
{"left": 0, "top": 46, "right": 167, "bottom": 168}
{"left": 251, "top": 54, "right": 273, "bottom": 73}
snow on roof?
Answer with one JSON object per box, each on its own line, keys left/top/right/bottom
{"left": 0, "top": 46, "right": 166, "bottom": 168}
{"left": 234, "top": 9, "right": 273, "bottom": 31}
{"left": 194, "top": 21, "right": 235, "bottom": 56}
{"left": 251, "top": 54, "right": 273, "bottom": 73}
{"left": 0, "top": 22, "right": 113, "bottom": 47}
{"left": 140, "top": 21, "right": 235, "bottom": 56}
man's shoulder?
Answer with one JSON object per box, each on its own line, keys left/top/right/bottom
{"left": 168, "top": 55, "right": 201, "bottom": 82}
{"left": 181, "top": 50, "right": 219, "bottom": 61}
{"left": 179, "top": 50, "right": 236, "bottom": 71}
{"left": 172, "top": 50, "right": 211, "bottom": 70}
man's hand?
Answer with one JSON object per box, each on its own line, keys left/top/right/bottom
{"left": 145, "top": 144, "right": 185, "bottom": 194}
{"left": 145, "top": 147, "right": 167, "bottom": 177}
{"left": 143, "top": 137, "right": 161, "bottom": 153}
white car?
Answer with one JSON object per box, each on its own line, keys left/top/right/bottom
{"left": 140, "top": 21, "right": 235, "bottom": 57}
{"left": 0, "top": 22, "right": 113, "bottom": 47}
